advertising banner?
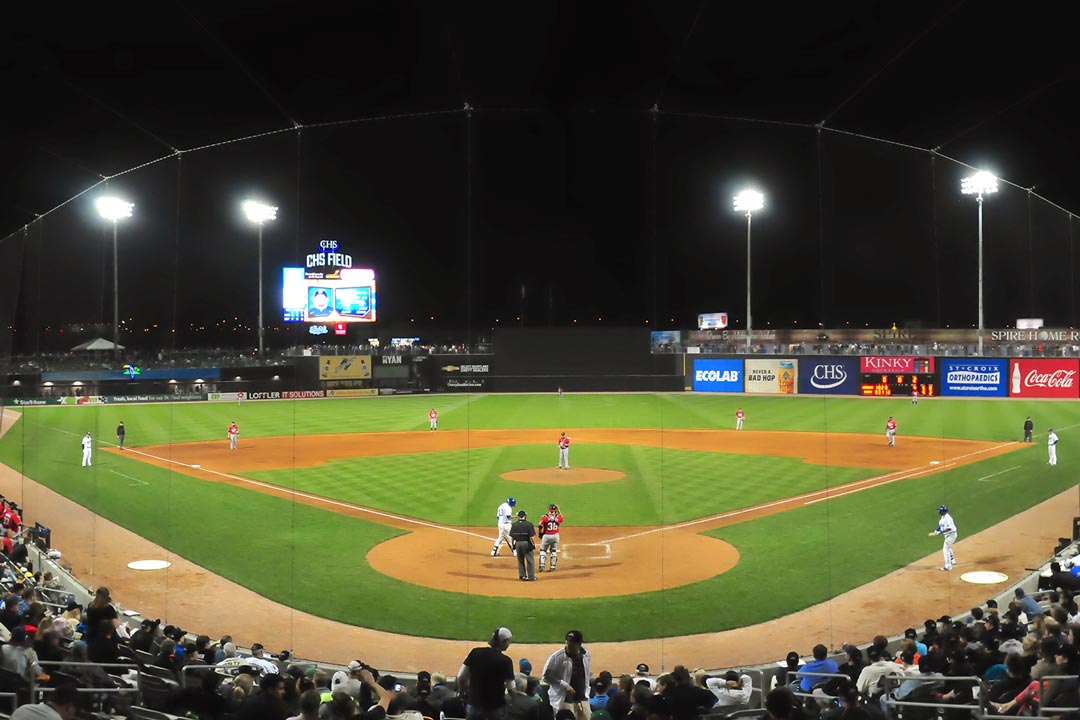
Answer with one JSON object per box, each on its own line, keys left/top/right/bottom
{"left": 1008, "top": 359, "right": 1080, "bottom": 398}
{"left": 697, "top": 313, "right": 728, "bottom": 330}
{"left": 318, "top": 355, "right": 372, "bottom": 380}
{"left": 326, "top": 388, "right": 379, "bottom": 398}
{"left": 744, "top": 359, "right": 798, "bottom": 394}
{"left": 446, "top": 377, "right": 487, "bottom": 391}
{"left": 859, "top": 356, "right": 935, "bottom": 374}
{"left": 939, "top": 359, "right": 1008, "bottom": 397}
{"left": 208, "top": 392, "right": 246, "bottom": 402}
{"left": 691, "top": 359, "right": 744, "bottom": 393}
{"left": 798, "top": 358, "right": 860, "bottom": 395}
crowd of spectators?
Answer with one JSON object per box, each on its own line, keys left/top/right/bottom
{"left": 2, "top": 493, "right": 1078, "bottom": 720}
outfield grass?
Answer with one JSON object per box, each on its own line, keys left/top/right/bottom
{"left": 0, "top": 393, "right": 1075, "bottom": 642}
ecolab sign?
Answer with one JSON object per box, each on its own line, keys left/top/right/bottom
{"left": 798, "top": 358, "right": 859, "bottom": 395}
{"left": 692, "top": 359, "right": 744, "bottom": 393}
{"left": 1008, "top": 359, "right": 1080, "bottom": 398}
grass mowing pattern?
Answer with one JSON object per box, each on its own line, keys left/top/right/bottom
{"left": 0, "top": 394, "right": 1074, "bottom": 642}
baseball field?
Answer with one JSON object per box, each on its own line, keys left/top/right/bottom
{"left": 0, "top": 392, "right": 1074, "bottom": 643}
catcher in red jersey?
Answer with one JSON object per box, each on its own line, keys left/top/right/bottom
{"left": 538, "top": 503, "right": 564, "bottom": 572}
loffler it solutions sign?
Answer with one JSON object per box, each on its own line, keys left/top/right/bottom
{"left": 1008, "top": 359, "right": 1079, "bottom": 398}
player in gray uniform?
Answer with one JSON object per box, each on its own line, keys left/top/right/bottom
{"left": 928, "top": 504, "right": 957, "bottom": 571}
{"left": 491, "top": 497, "right": 516, "bottom": 557}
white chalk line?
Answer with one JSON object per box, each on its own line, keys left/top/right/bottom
{"left": 977, "top": 466, "right": 1021, "bottom": 482}
{"left": 109, "top": 469, "right": 149, "bottom": 486}
{"left": 597, "top": 440, "right": 1019, "bottom": 544}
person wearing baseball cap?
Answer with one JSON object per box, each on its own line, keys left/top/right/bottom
{"left": 458, "top": 628, "right": 515, "bottom": 720}
{"left": 509, "top": 511, "right": 537, "bottom": 581}
{"left": 244, "top": 643, "right": 279, "bottom": 675}
{"left": 541, "top": 630, "right": 591, "bottom": 720}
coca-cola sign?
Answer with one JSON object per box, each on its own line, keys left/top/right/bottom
{"left": 1008, "top": 359, "right": 1080, "bottom": 398}
{"left": 859, "top": 356, "right": 935, "bottom": 373}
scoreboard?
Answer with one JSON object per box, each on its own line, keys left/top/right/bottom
{"left": 860, "top": 373, "right": 936, "bottom": 397}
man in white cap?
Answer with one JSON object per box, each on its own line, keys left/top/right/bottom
{"left": 542, "top": 630, "right": 591, "bottom": 720}
{"left": 458, "top": 627, "right": 515, "bottom": 720}
{"left": 243, "top": 643, "right": 279, "bottom": 675}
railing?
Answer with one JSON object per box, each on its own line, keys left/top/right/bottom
{"left": 33, "top": 660, "right": 141, "bottom": 709}
{"left": 881, "top": 674, "right": 982, "bottom": 720}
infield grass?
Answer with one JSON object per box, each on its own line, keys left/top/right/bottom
{"left": 0, "top": 393, "right": 1076, "bottom": 642}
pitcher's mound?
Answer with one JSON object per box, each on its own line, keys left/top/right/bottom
{"left": 501, "top": 468, "right": 626, "bottom": 485}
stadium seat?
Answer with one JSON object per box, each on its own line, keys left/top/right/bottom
{"left": 129, "top": 707, "right": 187, "bottom": 720}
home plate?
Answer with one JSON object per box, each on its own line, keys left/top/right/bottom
{"left": 192, "top": 464, "right": 201, "bottom": 468}
{"left": 128, "top": 560, "right": 172, "bottom": 571}
{"left": 961, "top": 571, "right": 1008, "bottom": 585}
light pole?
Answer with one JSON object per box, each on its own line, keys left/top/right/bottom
{"left": 242, "top": 200, "right": 278, "bottom": 356}
{"left": 960, "top": 171, "right": 998, "bottom": 357}
{"left": 95, "top": 196, "right": 134, "bottom": 357}
{"left": 733, "top": 189, "right": 765, "bottom": 352}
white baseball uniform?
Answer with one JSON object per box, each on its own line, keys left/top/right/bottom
{"left": 735, "top": 410, "right": 745, "bottom": 430}
{"left": 932, "top": 512, "right": 958, "bottom": 570}
{"left": 557, "top": 435, "right": 571, "bottom": 469}
{"left": 81, "top": 434, "right": 93, "bottom": 466}
{"left": 1048, "top": 431, "right": 1059, "bottom": 465}
{"left": 491, "top": 501, "right": 514, "bottom": 556}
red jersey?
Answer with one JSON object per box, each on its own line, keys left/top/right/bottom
{"left": 540, "top": 513, "right": 564, "bottom": 535}
{"left": 886, "top": 419, "right": 897, "bottom": 431}
{"left": 558, "top": 435, "right": 570, "bottom": 449}
{"left": 228, "top": 423, "right": 239, "bottom": 436}
{"left": 429, "top": 410, "right": 438, "bottom": 420}
{"left": 736, "top": 410, "right": 745, "bottom": 420}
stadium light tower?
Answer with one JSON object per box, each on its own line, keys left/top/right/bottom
{"left": 960, "top": 171, "right": 998, "bottom": 356}
{"left": 242, "top": 200, "right": 278, "bottom": 356}
{"left": 95, "top": 196, "right": 134, "bottom": 358}
{"left": 733, "top": 189, "right": 765, "bottom": 352}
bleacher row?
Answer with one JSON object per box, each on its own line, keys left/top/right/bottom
{"left": 3, "top": 512, "right": 1078, "bottom": 720}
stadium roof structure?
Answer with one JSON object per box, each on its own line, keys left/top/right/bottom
{"left": 71, "top": 337, "right": 125, "bottom": 352}
{"left": 1, "top": 1, "right": 1077, "bottom": 240}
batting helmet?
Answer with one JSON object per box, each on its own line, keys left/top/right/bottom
{"left": 549, "top": 504, "right": 558, "bottom": 511}
{"left": 507, "top": 497, "right": 516, "bottom": 507}
{"left": 938, "top": 505, "right": 948, "bottom": 515}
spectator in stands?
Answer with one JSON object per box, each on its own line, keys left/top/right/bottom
{"left": 88, "top": 618, "right": 121, "bottom": 666}
{"left": 23, "top": 601, "right": 48, "bottom": 629}
{"left": 986, "top": 652, "right": 1033, "bottom": 713}
{"left": 1, "top": 529, "right": 12, "bottom": 556}
{"left": 332, "top": 660, "right": 368, "bottom": 699}
{"left": 794, "top": 644, "right": 838, "bottom": 692}
{"left": 245, "top": 642, "right": 281, "bottom": 675}
{"left": 289, "top": 688, "right": 323, "bottom": 720}
{"left": 238, "top": 671, "right": 290, "bottom": 720}
{"left": 405, "top": 670, "right": 437, "bottom": 717}
{"left": 62, "top": 640, "right": 131, "bottom": 715}
{"left": 53, "top": 601, "right": 82, "bottom": 639}
{"left": 212, "top": 634, "right": 234, "bottom": 662}
{"left": 704, "top": 670, "right": 753, "bottom": 711}
{"left": 605, "top": 675, "right": 634, "bottom": 720}
{"left": 425, "top": 671, "right": 456, "bottom": 713}
{"left": 763, "top": 686, "right": 801, "bottom": 720}
{"left": 326, "top": 690, "right": 361, "bottom": 719}
{"left": 855, "top": 646, "right": 902, "bottom": 699}
{"left": 1031, "top": 637, "right": 1060, "bottom": 680}
{"left": 16, "top": 588, "right": 34, "bottom": 616}
{"left": 589, "top": 671, "right": 615, "bottom": 710}
{"left": 10, "top": 681, "right": 80, "bottom": 720}
{"left": 542, "top": 630, "right": 591, "bottom": 720}
{"left": 0, "top": 593, "right": 22, "bottom": 630}
{"left": 904, "top": 628, "right": 928, "bottom": 656}
{"left": 651, "top": 665, "right": 716, "bottom": 720}
{"left": 83, "top": 586, "right": 118, "bottom": 641}
{"left": 508, "top": 672, "right": 542, "bottom": 720}
{"left": 154, "top": 638, "right": 180, "bottom": 677}
{"left": 1015, "top": 588, "right": 1045, "bottom": 619}
{"left": 625, "top": 685, "right": 652, "bottom": 720}
{"left": 459, "top": 627, "right": 515, "bottom": 720}
{"left": 633, "top": 664, "right": 655, "bottom": 690}
{"left": 1, "top": 626, "right": 44, "bottom": 682}
{"left": 33, "top": 628, "right": 64, "bottom": 665}
{"left": 129, "top": 617, "right": 161, "bottom": 652}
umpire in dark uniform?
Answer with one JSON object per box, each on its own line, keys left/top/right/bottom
{"left": 1024, "top": 416, "right": 1034, "bottom": 443}
{"left": 510, "top": 510, "right": 537, "bottom": 581}
{"left": 116, "top": 421, "right": 126, "bottom": 449}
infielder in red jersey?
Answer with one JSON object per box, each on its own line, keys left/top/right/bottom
{"left": 228, "top": 422, "right": 239, "bottom": 450}
{"left": 429, "top": 408, "right": 438, "bottom": 431}
{"left": 886, "top": 416, "right": 897, "bottom": 446}
{"left": 557, "top": 432, "right": 571, "bottom": 469}
{"left": 735, "top": 408, "right": 745, "bottom": 430}
{"left": 538, "top": 504, "right": 564, "bottom": 572}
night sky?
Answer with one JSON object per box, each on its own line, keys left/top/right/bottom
{"left": 2, "top": 1, "right": 1079, "bottom": 350}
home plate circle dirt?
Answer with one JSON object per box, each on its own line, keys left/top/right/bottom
{"left": 501, "top": 468, "right": 626, "bottom": 485}
{"left": 365, "top": 525, "right": 740, "bottom": 598}
{"left": 960, "top": 570, "right": 1009, "bottom": 584}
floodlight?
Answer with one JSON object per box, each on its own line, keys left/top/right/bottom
{"left": 242, "top": 200, "right": 278, "bottom": 224}
{"left": 95, "top": 196, "right": 134, "bottom": 222}
{"left": 960, "top": 171, "right": 998, "bottom": 197}
{"left": 733, "top": 190, "right": 764, "bottom": 214}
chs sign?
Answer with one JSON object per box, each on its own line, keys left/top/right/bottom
{"left": 798, "top": 358, "right": 859, "bottom": 395}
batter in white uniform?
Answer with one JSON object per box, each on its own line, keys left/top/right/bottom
{"left": 928, "top": 504, "right": 957, "bottom": 571}
{"left": 491, "top": 497, "right": 516, "bottom": 557}
{"left": 1048, "top": 428, "right": 1059, "bottom": 466}
{"left": 81, "top": 432, "right": 93, "bottom": 467}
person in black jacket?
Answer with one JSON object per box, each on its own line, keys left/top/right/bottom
{"left": 651, "top": 666, "right": 716, "bottom": 720}
{"left": 1024, "top": 417, "right": 1034, "bottom": 443}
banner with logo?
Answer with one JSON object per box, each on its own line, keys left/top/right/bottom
{"left": 859, "top": 356, "right": 935, "bottom": 374}
{"left": 939, "top": 359, "right": 1008, "bottom": 397}
{"left": 798, "top": 358, "right": 860, "bottom": 395}
{"left": 744, "top": 359, "right": 798, "bottom": 394}
{"left": 1008, "top": 359, "right": 1079, "bottom": 398}
{"left": 318, "top": 355, "right": 372, "bottom": 380}
{"left": 326, "top": 388, "right": 379, "bottom": 398}
{"left": 691, "top": 359, "right": 744, "bottom": 393}
{"left": 445, "top": 377, "right": 488, "bottom": 391}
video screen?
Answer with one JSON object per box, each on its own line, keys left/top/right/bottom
{"left": 283, "top": 267, "right": 377, "bottom": 323}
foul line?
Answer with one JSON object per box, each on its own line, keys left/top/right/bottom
{"left": 977, "top": 466, "right": 1021, "bottom": 482}
{"left": 110, "top": 469, "right": 149, "bottom": 486}
{"left": 597, "top": 440, "right": 1018, "bottom": 544}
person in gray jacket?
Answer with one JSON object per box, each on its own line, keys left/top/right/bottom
{"left": 542, "top": 630, "right": 591, "bottom": 720}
